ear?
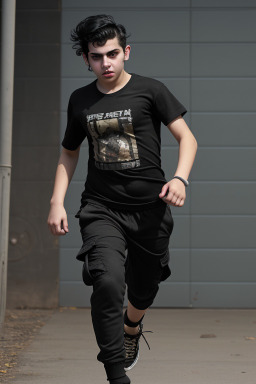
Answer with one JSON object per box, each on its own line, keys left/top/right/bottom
{"left": 82, "top": 53, "right": 90, "bottom": 66}
{"left": 124, "top": 45, "right": 131, "bottom": 61}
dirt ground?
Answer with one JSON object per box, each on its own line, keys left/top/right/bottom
{"left": 0, "top": 309, "right": 53, "bottom": 383}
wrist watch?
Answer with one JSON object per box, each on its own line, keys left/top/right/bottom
{"left": 172, "top": 176, "right": 189, "bottom": 187}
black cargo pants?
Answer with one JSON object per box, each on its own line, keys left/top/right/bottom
{"left": 76, "top": 200, "right": 173, "bottom": 368}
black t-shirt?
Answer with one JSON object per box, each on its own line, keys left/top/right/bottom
{"left": 62, "top": 73, "right": 187, "bottom": 211}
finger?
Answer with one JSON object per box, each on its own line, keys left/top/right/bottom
{"left": 179, "top": 199, "right": 185, "bottom": 207}
{"left": 48, "top": 223, "right": 56, "bottom": 236}
{"left": 159, "top": 184, "right": 168, "bottom": 198}
{"left": 56, "top": 223, "right": 64, "bottom": 235}
{"left": 50, "top": 225, "right": 56, "bottom": 235}
{"left": 59, "top": 229, "right": 67, "bottom": 236}
{"left": 175, "top": 198, "right": 181, "bottom": 206}
{"left": 62, "top": 218, "right": 69, "bottom": 233}
{"left": 48, "top": 222, "right": 66, "bottom": 236}
{"left": 170, "top": 194, "right": 178, "bottom": 205}
{"left": 163, "top": 194, "right": 173, "bottom": 205}
{"left": 165, "top": 190, "right": 177, "bottom": 204}
{"left": 167, "top": 191, "right": 177, "bottom": 203}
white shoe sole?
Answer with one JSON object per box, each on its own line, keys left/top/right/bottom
{"left": 124, "top": 351, "right": 139, "bottom": 371}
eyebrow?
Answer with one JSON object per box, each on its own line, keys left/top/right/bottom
{"left": 89, "top": 49, "right": 120, "bottom": 57}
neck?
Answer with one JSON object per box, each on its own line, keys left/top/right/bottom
{"left": 96, "top": 71, "right": 131, "bottom": 94}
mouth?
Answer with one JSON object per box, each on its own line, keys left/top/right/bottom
{"left": 102, "top": 71, "right": 114, "bottom": 77}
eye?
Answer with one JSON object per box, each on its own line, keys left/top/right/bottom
{"left": 91, "top": 55, "right": 100, "bottom": 60}
{"left": 108, "top": 51, "right": 118, "bottom": 58}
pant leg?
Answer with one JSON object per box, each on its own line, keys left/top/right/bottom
{"left": 77, "top": 202, "right": 127, "bottom": 367}
{"left": 90, "top": 238, "right": 127, "bottom": 365}
{"left": 125, "top": 202, "right": 174, "bottom": 310}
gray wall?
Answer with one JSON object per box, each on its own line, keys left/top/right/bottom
{"left": 6, "top": 0, "right": 61, "bottom": 308}
{"left": 59, "top": 1, "right": 256, "bottom": 308}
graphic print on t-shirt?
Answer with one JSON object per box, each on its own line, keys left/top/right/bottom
{"left": 86, "top": 109, "right": 140, "bottom": 170}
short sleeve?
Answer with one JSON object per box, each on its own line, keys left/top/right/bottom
{"left": 154, "top": 82, "right": 187, "bottom": 126}
{"left": 62, "top": 97, "right": 86, "bottom": 150}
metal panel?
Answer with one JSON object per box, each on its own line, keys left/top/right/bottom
{"left": 192, "top": 44, "right": 256, "bottom": 77}
{"left": 170, "top": 198, "right": 190, "bottom": 216}
{"left": 191, "top": 79, "right": 256, "bottom": 112}
{"left": 150, "top": 283, "right": 191, "bottom": 307}
{"left": 126, "top": 44, "right": 190, "bottom": 77}
{"left": 170, "top": 216, "right": 190, "bottom": 248}
{"left": 191, "top": 183, "right": 256, "bottom": 215}
{"left": 191, "top": 148, "right": 256, "bottom": 181}
{"left": 161, "top": 147, "right": 179, "bottom": 180}
{"left": 191, "top": 284, "right": 256, "bottom": 308}
{"left": 60, "top": 216, "right": 83, "bottom": 249}
{"left": 64, "top": 182, "right": 85, "bottom": 214}
{"left": 191, "top": 113, "right": 256, "bottom": 147}
{"left": 166, "top": 249, "right": 190, "bottom": 282}
{"left": 192, "top": 0, "right": 256, "bottom": 7}
{"left": 192, "top": 10, "right": 256, "bottom": 42}
{"left": 191, "top": 216, "right": 256, "bottom": 249}
{"left": 71, "top": 146, "right": 89, "bottom": 182}
{"left": 60, "top": 248, "right": 81, "bottom": 281}
{"left": 191, "top": 249, "right": 256, "bottom": 282}
{"left": 62, "top": 0, "right": 190, "bottom": 7}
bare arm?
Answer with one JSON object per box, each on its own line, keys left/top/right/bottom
{"left": 47, "top": 146, "right": 80, "bottom": 235}
{"left": 159, "top": 116, "right": 197, "bottom": 207}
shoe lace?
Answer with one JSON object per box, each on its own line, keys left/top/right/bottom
{"left": 124, "top": 325, "right": 153, "bottom": 358}
{"left": 140, "top": 329, "right": 153, "bottom": 350}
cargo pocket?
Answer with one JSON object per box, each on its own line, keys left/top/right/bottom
{"left": 160, "top": 249, "right": 171, "bottom": 281}
{"left": 76, "top": 241, "right": 106, "bottom": 286}
{"left": 164, "top": 205, "right": 174, "bottom": 236}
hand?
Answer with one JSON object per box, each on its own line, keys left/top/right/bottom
{"left": 159, "top": 179, "right": 186, "bottom": 207}
{"left": 47, "top": 203, "right": 69, "bottom": 235}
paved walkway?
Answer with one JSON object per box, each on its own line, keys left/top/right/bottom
{"left": 12, "top": 308, "right": 256, "bottom": 384}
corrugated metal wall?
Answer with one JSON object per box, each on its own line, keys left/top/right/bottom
{"left": 60, "top": 0, "right": 256, "bottom": 308}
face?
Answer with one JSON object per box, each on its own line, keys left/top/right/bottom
{"left": 83, "top": 37, "right": 130, "bottom": 83}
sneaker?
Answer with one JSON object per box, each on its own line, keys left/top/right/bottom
{"left": 124, "top": 323, "right": 152, "bottom": 371}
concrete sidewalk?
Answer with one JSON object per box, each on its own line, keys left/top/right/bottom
{"left": 12, "top": 308, "right": 256, "bottom": 384}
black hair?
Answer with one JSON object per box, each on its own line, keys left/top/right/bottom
{"left": 70, "top": 14, "right": 129, "bottom": 58}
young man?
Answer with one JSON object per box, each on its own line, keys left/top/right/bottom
{"left": 48, "top": 14, "right": 197, "bottom": 384}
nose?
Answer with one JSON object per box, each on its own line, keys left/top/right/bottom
{"left": 102, "top": 55, "right": 110, "bottom": 68}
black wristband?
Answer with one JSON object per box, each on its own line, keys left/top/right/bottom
{"left": 124, "top": 310, "right": 144, "bottom": 328}
{"left": 172, "top": 176, "right": 189, "bottom": 187}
